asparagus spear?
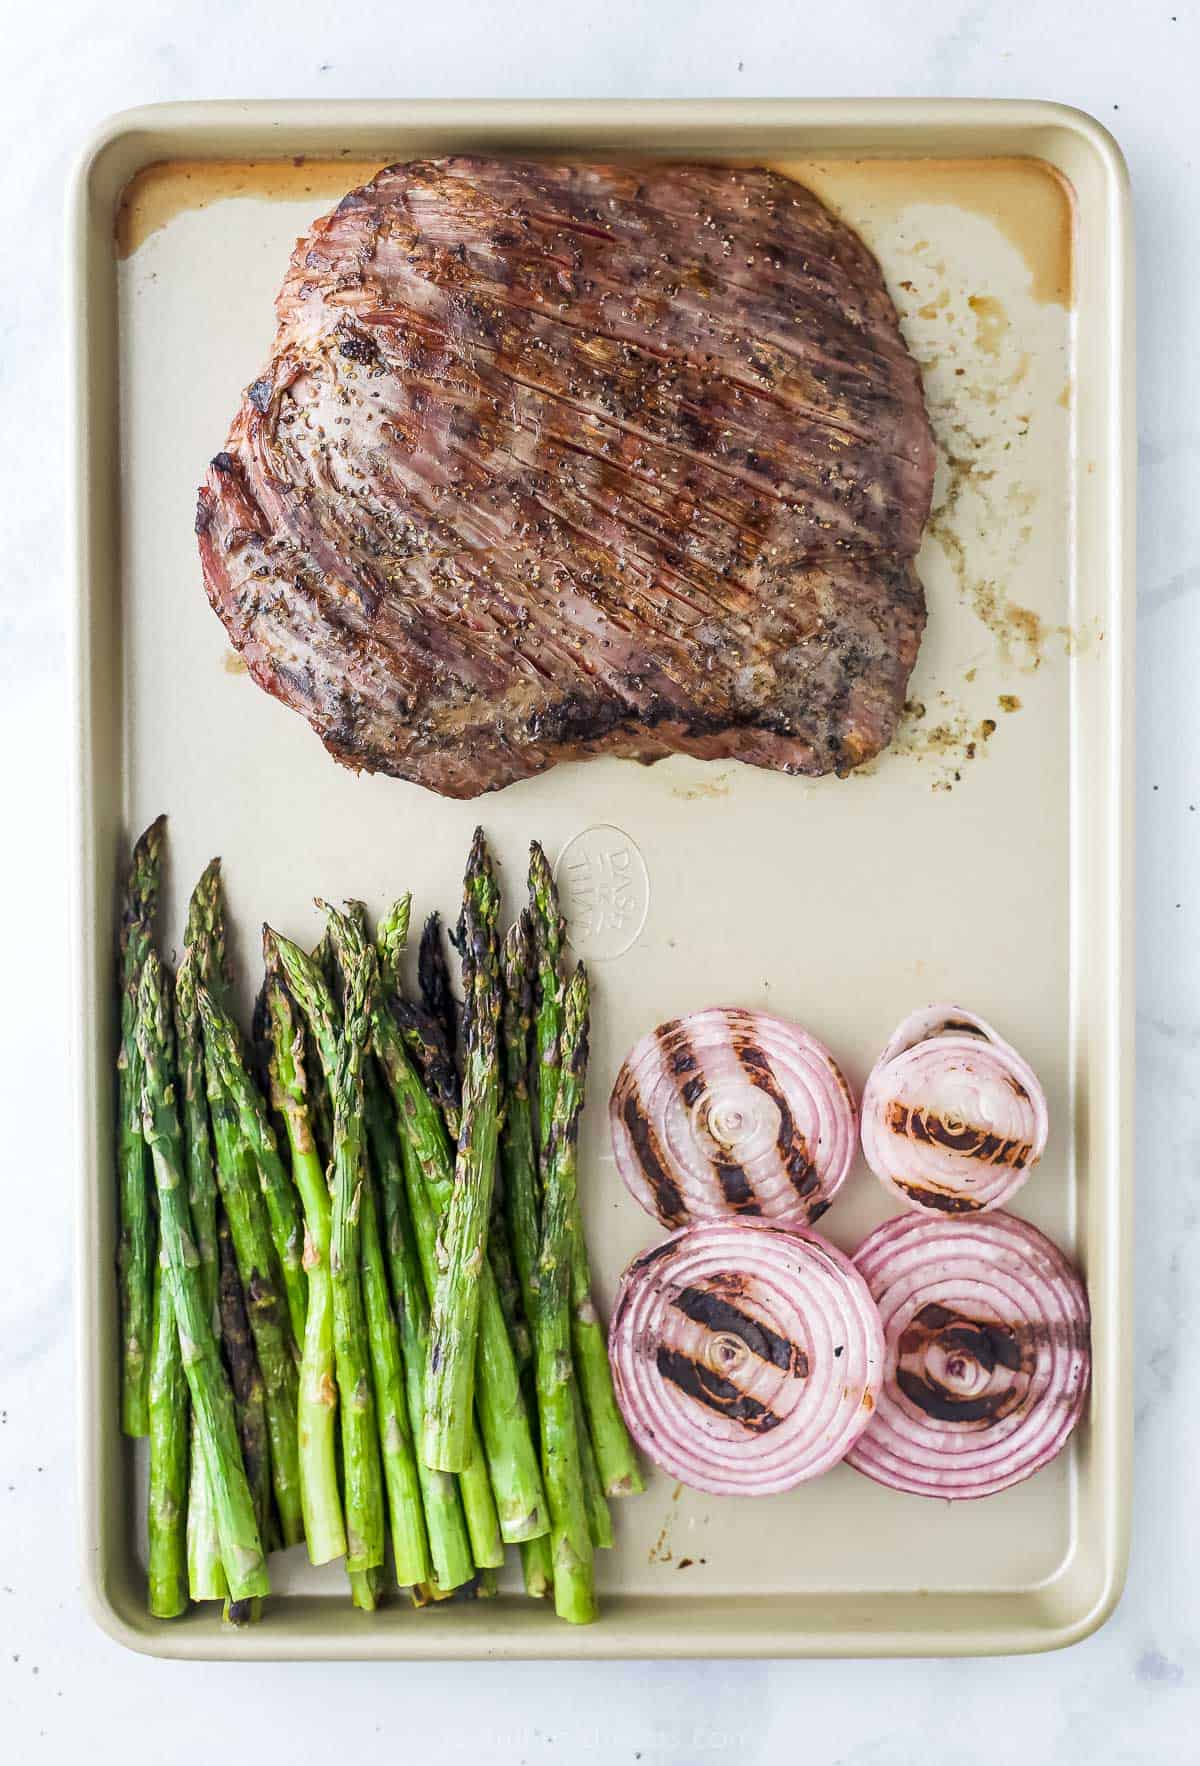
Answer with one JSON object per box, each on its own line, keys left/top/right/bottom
{"left": 374, "top": 990, "right": 538, "bottom": 1551}
{"left": 183, "top": 1418, "right": 225, "bottom": 1602}
{"left": 487, "top": 1172, "right": 557, "bottom": 1589}
{"left": 393, "top": 1104, "right": 504, "bottom": 1571}
{"left": 528, "top": 846, "right": 643, "bottom": 1500}
{"left": 423, "top": 831, "right": 506, "bottom": 1473}
{"left": 284, "top": 938, "right": 385, "bottom": 1610}
{"left": 324, "top": 907, "right": 431, "bottom": 1589}
{"left": 495, "top": 912, "right": 555, "bottom": 1598}
{"left": 305, "top": 1042, "right": 334, "bottom": 1171}
{"left": 417, "top": 910, "right": 460, "bottom": 1070}
{"left": 499, "top": 910, "right": 545, "bottom": 1345}
{"left": 277, "top": 921, "right": 505, "bottom": 1569}
{"left": 393, "top": 1000, "right": 462, "bottom": 1140}
{"left": 186, "top": 854, "right": 273, "bottom": 1539}
{"left": 373, "top": 1117, "right": 475, "bottom": 1594}
{"left": 175, "top": 936, "right": 221, "bottom": 1321}
{"left": 275, "top": 918, "right": 387, "bottom": 1573}
{"left": 147, "top": 1239, "right": 189, "bottom": 1618}
{"left": 502, "top": 914, "right": 610, "bottom": 1561}
{"left": 303, "top": 928, "right": 337, "bottom": 1160}
{"left": 136, "top": 951, "right": 269, "bottom": 1603}
{"left": 185, "top": 858, "right": 232, "bottom": 998}
{"left": 116, "top": 814, "right": 165, "bottom": 1436}
{"left": 349, "top": 1565, "right": 385, "bottom": 1611}
{"left": 329, "top": 919, "right": 387, "bottom": 1572}
{"left": 261, "top": 944, "right": 346, "bottom": 1565}
{"left": 312, "top": 926, "right": 336, "bottom": 993}
{"left": 360, "top": 1151, "right": 430, "bottom": 1588}
{"left": 198, "top": 986, "right": 307, "bottom": 1348}
{"left": 199, "top": 969, "right": 305, "bottom": 1549}
{"left": 215, "top": 1211, "right": 273, "bottom": 1536}
{"left": 487, "top": 1178, "right": 532, "bottom": 1370}
{"left": 496, "top": 919, "right": 607, "bottom": 1563}
{"left": 573, "top": 1382, "right": 614, "bottom": 1549}
{"left": 375, "top": 894, "right": 411, "bottom": 996}
{"left": 174, "top": 942, "right": 227, "bottom": 1601}
{"left": 381, "top": 896, "right": 464, "bottom": 1137}
{"left": 528, "top": 842, "right": 566, "bottom": 1160}
{"left": 534, "top": 967, "right": 598, "bottom": 1624}
{"left": 217, "top": 1210, "right": 273, "bottom": 1623}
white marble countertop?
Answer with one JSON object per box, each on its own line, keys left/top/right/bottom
{"left": 2, "top": 1, "right": 1195, "bottom": 1758}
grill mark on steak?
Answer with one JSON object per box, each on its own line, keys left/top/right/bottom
{"left": 199, "top": 158, "right": 934, "bottom": 797}
{"left": 399, "top": 277, "right": 930, "bottom": 512}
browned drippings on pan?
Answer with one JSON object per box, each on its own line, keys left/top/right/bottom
{"left": 118, "top": 153, "right": 1074, "bottom": 311}
{"left": 115, "top": 157, "right": 388, "bottom": 257}
{"left": 122, "top": 150, "right": 1074, "bottom": 798}
{"left": 852, "top": 690, "right": 1006, "bottom": 791}
{"left": 779, "top": 156, "right": 1074, "bottom": 307}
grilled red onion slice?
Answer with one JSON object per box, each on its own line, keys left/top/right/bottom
{"left": 846, "top": 1211, "right": 1090, "bottom": 1499}
{"left": 874, "top": 1003, "right": 1001, "bottom": 1068}
{"left": 610, "top": 1009, "right": 856, "bottom": 1230}
{"left": 860, "top": 1004, "right": 1048, "bottom": 1213}
{"left": 608, "top": 1221, "right": 883, "bottom": 1495}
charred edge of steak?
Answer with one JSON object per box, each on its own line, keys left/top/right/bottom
{"left": 197, "top": 158, "right": 935, "bottom": 798}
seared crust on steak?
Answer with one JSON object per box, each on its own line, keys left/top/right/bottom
{"left": 197, "top": 158, "right": 935, "bottom": 798}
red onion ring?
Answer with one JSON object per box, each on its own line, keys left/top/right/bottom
{"left": 608, "top": 1221, "right": 884, "bottom": 1495}
{"left": 860, "top": 1003, "right": 1048, "bottom": 1213}
{"left": 846, "top": 1211, "right": 1090, "bottom": 1499}
{"left": 610, "top": 1008, "right": 857, "bottom": 1230}
{"left": 874, "top": 1003, "right": 1003, "bottom": 1068}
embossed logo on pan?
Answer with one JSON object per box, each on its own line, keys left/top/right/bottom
{"left": 555, "top": 826, "right": 650, "bottom": 961}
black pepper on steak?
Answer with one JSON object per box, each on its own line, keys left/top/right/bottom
{"left": 197, "top": 157, "right": 935, "bottom": 798}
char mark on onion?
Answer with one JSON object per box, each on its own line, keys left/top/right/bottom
{"left": 608, "top": 1221, "right": 883, "bottom": 1496}
{"left": 846, "top": 1210, "right": 1090, "bottom": 1500}
{"left": 611, "top": 1008, "right": 856, "bottom": 1230}
{"left": 861, "top": 1003, "right": 1049, "bottom": 1214}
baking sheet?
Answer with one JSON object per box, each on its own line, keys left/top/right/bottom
{"left": 69, "top": 100, "right": 1133, "bottom": 1658}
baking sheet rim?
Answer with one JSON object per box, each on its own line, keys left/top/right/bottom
{"left": 66, "top": 96, "right": 1135, "bottom": 1661}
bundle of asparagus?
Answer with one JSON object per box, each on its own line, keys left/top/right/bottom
{"left": 114, "top": 818, "right": 640, "bottom": 1626}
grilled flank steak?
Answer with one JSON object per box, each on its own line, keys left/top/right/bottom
{"left": 197, "top": 158, "right": 935, "bottom": 798}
